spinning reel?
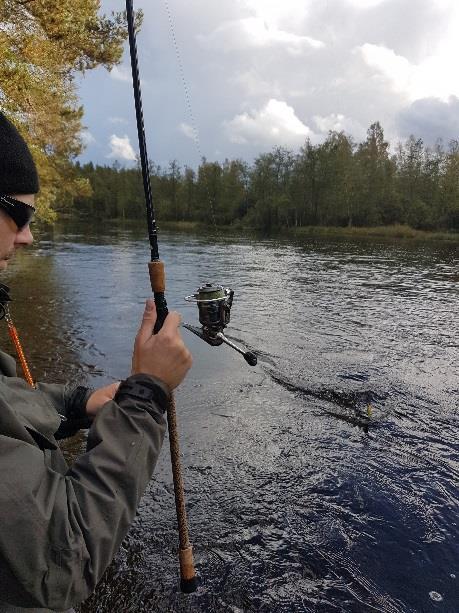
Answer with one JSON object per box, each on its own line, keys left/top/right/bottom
{"left": 184, "top": 283, "right": 257, "bottom": 366}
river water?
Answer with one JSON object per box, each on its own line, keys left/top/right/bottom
{"left": 2, "top": 224, "right": 457, "bottom": 612}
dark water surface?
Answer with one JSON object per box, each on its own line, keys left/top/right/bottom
{"left": 2, "top": 224, "right": 457, "bottom": 612}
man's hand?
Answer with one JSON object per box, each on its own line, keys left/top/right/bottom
{"left": 86, "top": 382, "right": 120, "bottom": 417}
{"left": 131, "top": 299, "right": 192, "bottom": 390}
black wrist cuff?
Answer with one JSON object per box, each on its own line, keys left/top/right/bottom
{"left": 115, "top": 374, "right": 170, "bottom": 413}
{"left": 54, "top": 385, "right": 93, "bottom": 439}
{"left": 66, "top": 385, "right": 94, "bottom": 421}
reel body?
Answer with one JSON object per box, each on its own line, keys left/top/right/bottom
{"left": 185, "top": 284, "right": 233, "bottom": 346}
{"left": 184, "top": 283, "right": 257, "bottom": 366}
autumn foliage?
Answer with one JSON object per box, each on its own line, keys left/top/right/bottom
{"left": 0, "top": 0, "right": 129, "bottom": 220}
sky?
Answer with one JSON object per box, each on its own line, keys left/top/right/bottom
{"left": 77, "top": 0, "right": 459, "bottom": 168}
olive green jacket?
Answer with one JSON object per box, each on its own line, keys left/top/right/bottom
{"left": 0, "top": 350, "right": 167, "bottom": 612}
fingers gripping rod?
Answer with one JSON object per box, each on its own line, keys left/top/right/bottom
{"left": 126, "top": 0, "right": 197, "bottom": 593}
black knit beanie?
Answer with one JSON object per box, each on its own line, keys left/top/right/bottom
{"left": 0, "top": 112, "right": 39, "bottom": 194}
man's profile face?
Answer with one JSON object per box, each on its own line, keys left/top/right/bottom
{"left": 0, "top": 194, "right": 34, "bottom": 270}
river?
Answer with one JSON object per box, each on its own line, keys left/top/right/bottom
{"left": 2, "top": 223, "right": 457, "bottom": 612}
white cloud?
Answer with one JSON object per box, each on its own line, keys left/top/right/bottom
{"left": 108, "top": 116, "right": 128, "bottom": 125}
{"left": 230, "top": 70, "right": 282, "bottom": 98}
{"left": 109, "top": 65, "right": 131, "bottom": 82}
{"left": 345, "top": 0, "right": 387, "bottom": 8}
{"left": 224, "top": 98, "right": 315, "bottom": 146}
{"left": 199, "top": 17, "right": 324, "bottom": 55}
{"left": 107, "top": 135, "right": 136, "bottom": 161}
{"left": 314, "top": 113, "right": 366, "bottom": 139}
{"left": 179, "top": 122, "right": 199, "bottom": 141}
{"left": 80, "top": 130, "right": 95, "bottom": 146}
{"left": 359, "top": 34, "right": 459, "bottom": 102}
{"left": 238, "top": 0, "right": 312, "bottom": 28}
{"left": 359, "top": 44, "right": 419, "bottom": 99}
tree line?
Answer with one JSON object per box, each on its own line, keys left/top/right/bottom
{"left": 68, "top": 123, "right": 458, "bottom": 232}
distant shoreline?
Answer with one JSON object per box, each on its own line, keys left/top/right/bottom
{"left": 49, "top": 216, "right": 459, "bottom": 243}
{"left": 157, "top": 221, "right": 459, "bottom": 243}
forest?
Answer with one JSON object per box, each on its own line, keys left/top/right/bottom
{"left": 68, "top": 123, "right": 458, "bottom": 232}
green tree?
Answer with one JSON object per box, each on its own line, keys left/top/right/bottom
{"left": 439, "top": 140, "right": 459, "bottom": 230}
{"left": 220, "top": 159, "right": 249, "bottom": 224}
{"left": 396, "top": 136, "right": 429, "bottom": 228}
{"left": 355, "top": 122, "right": 398, "bottom": 225}
{"left": 249, "top": 147, "right": 294, "bottom": 231}
{"left": 291, "top": 140, "right": 324, "bottom": 225}
{"left": 179, "top": 167, "right": 197, "bottom": 221}
{"left": 163, "top": 160, "right": 182, "bottom": 221}
{"left": 195, "top": 160, "right": 222, "bottom": 223}
{"left": 318, "top": 131, "right": 357, "bottom": 226}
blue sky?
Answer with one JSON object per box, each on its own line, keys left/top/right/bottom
{"left": 77, "top": 0, "right": 459, "bottom": 168}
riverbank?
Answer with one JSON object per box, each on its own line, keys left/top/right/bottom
{"left": 47, "top": 216, "right": 458, "bottom": 243}
{"left": 158, "top": 221, "right": 459, "bottom": 243}
{"left": 286, "top": 224, "right": 459, "bottom": 242}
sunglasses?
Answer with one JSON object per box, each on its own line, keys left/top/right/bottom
{"left": 0, "top": 195, "right": 35, "bottom": 229}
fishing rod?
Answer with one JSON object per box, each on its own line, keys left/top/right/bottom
{"left": 126, "top": 0, "right": 259, "bottom": 592}
{"left": 125, "top": 0, "right": 197, "bottom": 593}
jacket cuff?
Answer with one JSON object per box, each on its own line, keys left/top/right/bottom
{"left": 54, "top": 385, "right": 94, "bottom": 439}
{"left": 114, "top": 374, "right": 170, "bottom": 414}
{"left": 66, "top": 384, "right": 94, "bottom": 422}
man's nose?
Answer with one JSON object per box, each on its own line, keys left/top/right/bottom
{"left": 15, "top": 225, "right": 33, "bottom": 246}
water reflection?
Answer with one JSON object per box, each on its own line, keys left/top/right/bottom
{"left": 1, "top": 248, "right": 90, "bottom": 385}
{"left": 1, "top": 223, "right": 457, "bottom": 612}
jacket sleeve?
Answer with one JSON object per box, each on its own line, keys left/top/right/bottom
{"left": 36, "top": 381, "right": 94, "bottom": 439}
{"left": 0, "top": 345, "right": 94, "bottom": 437}
{"left": 0, "top": 374, "right": 167, "bottom": 610}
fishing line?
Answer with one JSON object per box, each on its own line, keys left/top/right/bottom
{"left": 162, "top": 0, "right": 220, "bottom": 234}
{"left": 161, "top": 2, "right": 260, "bottom": 363}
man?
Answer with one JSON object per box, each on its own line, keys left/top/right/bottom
{"left": 0, "top": 112, "right": 192, "bottom": 612}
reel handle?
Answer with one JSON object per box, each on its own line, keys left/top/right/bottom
{"left": 244, "top": 351, "right": 258, "bottom": 367}
{"left": 146, "top": 261, "right": 198, "bottom": 593}
{"left": 182, "top": 324, "right": 257, "bottom": 366}
{"left": 216, "top": 332, "right": 257, "bottom": 366}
